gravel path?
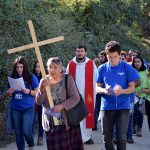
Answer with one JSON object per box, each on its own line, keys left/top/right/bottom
{"left": 1, "top": 116, "right": 149, "bottom": 150}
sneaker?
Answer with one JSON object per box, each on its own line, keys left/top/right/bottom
{"left": 85, "top": 138, "right": 94, "bottom": 144}
{"left": 132, "top": 127, "right": 137, "bottom": 135}
{"left": 113, "top": 138, "right": 117, "bottom": 145}
{"left": 127, "top": 137, "right": 134, "bottom": 144}
{"left": 136, "top": 129, "right": 142, "bottom": 137}
{"left": 37, "top": 137, "right": 43, "bottom": 146}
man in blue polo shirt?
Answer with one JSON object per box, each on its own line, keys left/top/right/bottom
{"left": 96, "top": 41, "right": 139, "bottom": 150}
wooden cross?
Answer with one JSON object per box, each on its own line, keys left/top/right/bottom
{"left": 7, "top": 20, "right": 64, "bottom": 125}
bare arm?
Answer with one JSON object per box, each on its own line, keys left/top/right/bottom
{"left": 7, "top": 88, "right": 15, "bottom": 96}
{"left": 29, "top": 88, "right": 38, "bottom": 96}
{"left": 21, "top": 87, "right": 38, "bottom": 96}
{"left": 137, "top": 88, "right": 150, "bottom": 95}
{"left": 96, "top": 81, "right": 135, "bottom": 96}
{"left": 114, "top": 81, "right": 135, "bottom": 96}
{"left": 135, "top": 79, "right": 141, "bottom": 88}
{"left": 96, "top": 83, "right": 110, "bottom": 95}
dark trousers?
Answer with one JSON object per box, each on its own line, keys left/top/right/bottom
{"left": 101, "top": 110, "right": 130, "bottom": 150}
{"left": 133, "top": 102, "right": 143, "bottom": 129}
{"left": 94, "top": 94, "right": 101, "bottom": 128}
{"left": 114, "top": 111, "right": 133, "bottom": 139}
{"left": 37, "top": 105, "right": 44, "bottom": 137}
{"left": 126, "top": 111, "right": 133, "bottom": 138}
{"left": 33, "top": 105, "right": 44, "bottom": 137}
{"left": 145, "top": 100, "right": 150, "bottom": 131}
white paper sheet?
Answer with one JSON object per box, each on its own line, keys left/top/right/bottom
{"left": 7, "top": 77, "right": 25, "bottom": 91}
{"left": 134, "top": 95, "right": 139, "bottom": 104}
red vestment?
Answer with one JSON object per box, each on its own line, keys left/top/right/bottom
{"left": 68, "top": 60, "right": 95, "bottom": 128}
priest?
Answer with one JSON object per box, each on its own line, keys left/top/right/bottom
{"left": 67, "top": 45, "right": 97, "bottom": 144}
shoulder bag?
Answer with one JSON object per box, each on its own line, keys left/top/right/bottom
{"left": 139, "top": 97, "right": 146, "bottom": 114}
{"left": 65, "top": 74, "right": 88, "bottom": 127}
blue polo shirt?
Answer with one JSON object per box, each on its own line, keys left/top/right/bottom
{"left": 96, "top": 61, "right": 140, "bottom": 110}
{"left": 10, "top": 74, "right": 39, "bottom": 111}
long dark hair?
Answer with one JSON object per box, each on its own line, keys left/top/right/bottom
{"left": 32, "top": 61, "right": 42, "bottom": 77}
{"left": 12, "top": 56, "right": 32, "bottom": 86}
{"left": 32, "top": 61, "right": 48, "bottom": 77}
{"left": 132, "top": 56, "right": 146, "bottom": 71}
{"left": 99, "top": 51, "right": 108, "bottom": 64}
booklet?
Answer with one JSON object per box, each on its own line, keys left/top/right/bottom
{"left": 7, "top": 77, "right": 25, "bottom": 91}
{"left": 106, "top": 84, "right": 115, "bottom": 95}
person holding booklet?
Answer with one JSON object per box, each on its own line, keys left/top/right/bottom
{"left": 36, "top": 57, "right": 83, "bottom": 150}
{"left": 7, "top": 56, "right": 39, "bottom": 150}
{"left": 7, "top": 76, "right": 26, "bottom": 91}
{"left": 96, "top": 41, "right": 139, "bottom": 150}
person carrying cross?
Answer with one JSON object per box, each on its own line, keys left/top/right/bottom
{"left": 36, "top": 57, "right": 84, "bottom": 150}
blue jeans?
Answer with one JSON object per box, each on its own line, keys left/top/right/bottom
{"left": 12, "top": 107, "right": 34, "bottom": 150}
{"left": 32, "top": 111, "right": 36, "bottom": 135}
{"left": 145, "top": 100, "right": 150, "bottom": 130}
{"left": 94, "top": 94, "right": 101, "bottom": 128}
{"left": 101, "top": 110, "right": 130, "bottom": 150}
{"left": 126, "top": 112, "right": 133, "bottom": 138}
{"left": 133, "top": 102, "right": 143, "bottom": 129}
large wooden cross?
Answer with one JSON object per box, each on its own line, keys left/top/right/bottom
{"left": 7, "top": 20, "right": 64, "bottom": 125}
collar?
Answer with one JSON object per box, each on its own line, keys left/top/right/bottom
{"left": 73, "top": 56, "right": 90, "bottom": 64}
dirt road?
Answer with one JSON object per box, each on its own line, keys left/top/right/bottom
{"left": 1, "top": 116, "right": 149, "bottom": 150}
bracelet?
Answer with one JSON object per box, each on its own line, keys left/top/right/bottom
{"left": 29, "top": 90, "right": 32, "bottom": 95}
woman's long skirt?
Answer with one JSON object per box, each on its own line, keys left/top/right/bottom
{"left": 46, "top": 125, "right": 84, "bottom": 150}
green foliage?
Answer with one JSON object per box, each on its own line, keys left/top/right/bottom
{"left": 71, "top": 0, "right": 149, "bottom": 51}
{"left": 1, "top": 0, "right": 150, "bottom": 145}
{"left": 0, "top": 0, "right": 150, "bottom": 113}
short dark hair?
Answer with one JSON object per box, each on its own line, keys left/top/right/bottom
{"left": 76, "top": 45, "right": 87, "bottom": 52}
{"left": 121, "top": 51, "right": 127, "bottom": 58}
{"left": 105, "top": 41, "right": 121, "bottom": 54}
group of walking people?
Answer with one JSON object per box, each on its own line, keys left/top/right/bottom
{"left": 94, "top": 43, "right": 150, "bottom": 150}
{"left": 6, "top": 40, "right": 150, "bottom": 150}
